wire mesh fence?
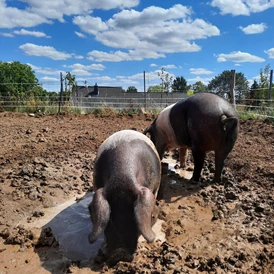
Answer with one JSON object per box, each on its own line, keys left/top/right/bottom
{"left": 0, "top": 89, "right": 274, "bottom": 119}
{"left": 235, "top": 98, "right": 274, "bottom": 119}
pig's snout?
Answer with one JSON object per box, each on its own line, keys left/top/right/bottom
{"left": 106, "top": 248, "right": 133, "bottom": 267}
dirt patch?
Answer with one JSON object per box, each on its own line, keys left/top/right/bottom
{"left": 0, "top": 112, "right": 273, "bottom": 273}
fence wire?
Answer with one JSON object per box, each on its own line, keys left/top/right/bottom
{"left": 1, "top": 93, "right": 274, "bottom": 119}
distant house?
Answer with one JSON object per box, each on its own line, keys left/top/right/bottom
{"left": 73, "top": 83, "right": 123, "bottom": 99}
{"left": 72, "top": 83, "right": 187, "bottom": 110}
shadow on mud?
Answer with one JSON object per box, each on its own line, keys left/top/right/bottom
{"left": 33, "top": 192, "right": 104, "bottom": 273}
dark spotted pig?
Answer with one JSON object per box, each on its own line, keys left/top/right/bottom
{"left": 144, "top": 92, "right": 239, "bottom": 183}
{"left": 88, "top": 130, "right": 161, "bottom": 266}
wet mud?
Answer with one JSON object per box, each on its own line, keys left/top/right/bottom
{"left": 0, "top": 112, "right": 273, "bottom": 273}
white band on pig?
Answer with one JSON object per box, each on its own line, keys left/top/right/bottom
{"left": 156, "top": 104, "right": 178, "bottom": 149}
{"left": 97, "top": 130, "right": 160, "bottom": 161}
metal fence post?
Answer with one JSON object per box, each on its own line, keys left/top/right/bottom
{"left": 268, "top": 69, "right": 273, "bottom": 107}
{"left": 58, "top": 72, "right": 64, "bottom": 114}
{"left": 144, "top": 71, "right": 147, "bottom": 111}
{"left": 230, "top": 70, "right": 236, "bottom": 109}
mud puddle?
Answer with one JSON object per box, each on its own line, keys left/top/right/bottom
{"left": 162, "top": 157, "right": 193, "bottom": 180}
{"left": 21, "top": 192, "right": 103, "bottom": 260}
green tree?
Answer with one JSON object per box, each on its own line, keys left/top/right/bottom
{"left": 171, "top": 76, "right": 189, "bottom": 93}
{"left": 47, "top": 91, "right": 59, "bottom": 103}
{"left": 249, "top": 79, "right": 260, "bottom": 106}
{"left": 126, "top": 86, "right": 138, "bottom": 93}
{"left": 157, "top": 67, "right": 173, "bottom": 93}
{"left": 64, "top": 71, "right": 76, "bottom": 101}
{"left": 259, "top": 64, "right": 270, "bottom": 89}
{"left": 208, "top": 70, "right": 249, "bottom": 101}
{"left": 250, "top": 64, "right": 274, "bottom": 106}
{"left": 65, "top": 72, "right": 76, "bottom": 93}
{"left": 0, "top": 61, "right": 38, "bottom": 98}
{"left": 193, "top": 81, "right": 208, "bottom": 93}
{"left": 147, "top": 85, "right": 162, "bottom": 92}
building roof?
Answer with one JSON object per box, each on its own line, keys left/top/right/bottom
{"left": 74, "top": 85, "right": 123, "bottom": 98}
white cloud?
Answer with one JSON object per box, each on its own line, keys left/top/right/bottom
{"left": 72, "top": 54, "right": 84, "bottom": 59}
{"left": 95, "top": 18, "right": 218, "bottom": 52}
{"left": 87, "top": 49, "right": 165, "bottom": 62}
{"left": 0, "top": 32, "right": 14, "bottom": 37}
{"left": 27, "top": 63, "right": 65, "bottom": 75}
{"left": 162, "top": 65, "right": 177, "bottom": 69}
{"left": 190, "top": 68, "right": 214, "bottom": 75}
{"left": 68, "top": 63, "right": 105, "bottom": 71}
{"left": 14, "top": 0, "right": 139, "bottom": 22}
{"left": 71, "top": 69, "right": 92, "bottom": 76}
{"left": 265, "top": 48, "right": 274, "bottom": 59}
{"left": 28, "top": 63, "right": 104, "bottom": 79}
{"left": 108, "top": 4, "right": 192, "bottom": 28}
{"left": 117, "top": 69, "right": 167, "bottom": 83}
{"left": 94, "top": 76, "right": 117, "bottom": 82}
{"left": 0, "top": 0, "right": 139, "bottom": 28}
{"left": 75, "top": 31, "right": 87, "bottom": 38}
{"left": 210, "top": 0, "right": 250, "bottom": 15}
{"left": 150, "top": 63, "right": 158, "bottom": 67}
{"left": 217, "top": 51, "right": 265, "bottom": 63}
{"left": 187, "top": 76, "right": 213, "bottom": 85}
{"left": 210, "top": 0, "right": 274, "bottom": 16}
{"left": 74, "top": 4, "right": 220, "bottom": 61}
{"left": 0, "top": 0, "right": 52, "bottom": 28}
{"left": 73, "top": 15, "right": 108, "bottom": 35}
{"left": 239, "top": 23, "right": 268, "bottom": 34}
{"left": 252, "top": 75, "right": 261, "bottom": 80}
{"left": 14, "top": 29, "right": 51, "bottom": 38}
{"left": 235, "top": 63, "right": 241, "bottom": 66}
{"left": 40, "top": 76, "right": 59, "bottom": 82}
{"left": 67, "top": 63, "right": 106, "bottom": 77}
{"left": 19, "top": 43, "right": 83, "bottom": 60}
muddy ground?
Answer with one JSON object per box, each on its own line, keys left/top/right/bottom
{"left": 0, "top": 111, "right": 273, "bottom": 274}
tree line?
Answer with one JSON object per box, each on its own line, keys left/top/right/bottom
{"left": 127, "top": 66, "right": 273, "bottom": 104}
{"left": 0, "top": 62, "right": 76, "bottom": 109}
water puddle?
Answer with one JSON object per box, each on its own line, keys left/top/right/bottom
{"left": 162, "top": 157, "right": 193, "bottom": 180}
{"left": 22, "top": 193, "right": 103, "bottom": 260}
{"left": 21, "top": 192, "right": 165, "bottom": 261}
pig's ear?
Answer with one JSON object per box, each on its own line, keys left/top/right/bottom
{"left": 221, "top": 116, "right": 238, "bottom": 132}
{"left": 143, "top": 125, "right": 151, "bottom": 136}
{"left": 88, "top": 188, "right": 110, "bottom": 244}
{"left": 134, "top": 187, "right": 156, "bottom": 243}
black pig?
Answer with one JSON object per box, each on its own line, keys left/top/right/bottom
{"left": 88, "top": 130, "right": 161, "bottom": 266}
{"left": 144, "top": 92, "right": 239, "bottom": 183}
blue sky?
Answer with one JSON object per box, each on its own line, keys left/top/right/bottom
{"left": 0, "top": 0, "right": 273, "bottom": 92}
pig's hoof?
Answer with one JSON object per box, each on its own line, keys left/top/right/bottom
{"left": 212, "top": 175, "right": 222, "bottom": 184}
{"left": 93, "top": 248, "right": 107, "bottom": 264}
{"left": 212, "top": 178, "right": 221, "bottom": 184}
{"left": 189, "top": 177, "right": 199, "bottom": 184}
{"left": 106, "top": 248, "right": 133, "bottom": 267}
